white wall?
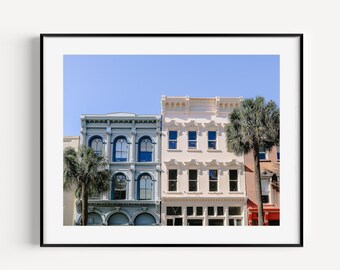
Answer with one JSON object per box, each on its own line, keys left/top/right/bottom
{"left": 0, "top": 0, "right": 339, "bottom": 269}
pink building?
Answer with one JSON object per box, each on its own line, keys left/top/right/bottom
{"left": 244, "top": 146, "right": 280, "bottom": 225}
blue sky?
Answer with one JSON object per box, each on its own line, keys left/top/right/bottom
{"left": 64, "top": 55, "right": 279, "bottom": 135}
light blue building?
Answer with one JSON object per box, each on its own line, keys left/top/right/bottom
{"left": 75, "top": 113, "right": 162, "bottom": 225}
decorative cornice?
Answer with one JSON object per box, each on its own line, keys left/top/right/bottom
{"left": 184, "top": 159, "right": 203, "bottom": 167}
{"left": 184, "top": 120, "right": 203, "bottom": 130}
{"left": 164, "top": 159, "right": 183, "bottom": 167}
{"left": 203, "top": 120, "right": 223, "bottom": 129}
{"left": 205, "top": 159, "right": 224, "bottom": 168}
{"left": 225, "top": 159, "right": 243, "bottom": 168}
{"left": 164, "top": 120, "right": 183, "bottom": 129}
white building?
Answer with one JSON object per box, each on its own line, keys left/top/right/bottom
{"left": 76, "top": 113, "right": 162, "bottom": 225}
{"left": 161, "top": 96, "right": 248, "bottom": 226}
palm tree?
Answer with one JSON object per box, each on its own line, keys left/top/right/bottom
{"left": 63, "top": 145, "right": 111, "bottom": 225}
{"left": 226, "top": 97, "right": 279, "bottom": 225}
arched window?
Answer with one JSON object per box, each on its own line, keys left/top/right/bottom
{"left": 112, "top": 173, "right": 127, "bottom": 200}
{"left": 138, "top": 136, "right": 153, "bottom": 162}
{"left": 138, "top": 174, "right": 153, "bottom": 200}
{"left": 113, "top": 136, "right": 128, "bottom": 162}
{"left": 89, "top": 136, "right": 103, "bottom": 155}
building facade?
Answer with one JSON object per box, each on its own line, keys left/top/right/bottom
{"left": 63, "top": 136, "right": 80, "bottom": 225}
{"left": 76, "top": 113, "right": 162, "bottom": 225}
{"left": 160, "top": 96, "right": 248, "bottom": 226}
{"left": 244, "top": 146, "right": 280, "bottom": 225}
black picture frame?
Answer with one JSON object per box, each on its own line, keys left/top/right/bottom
{"left": 41, "top": 33, "right": 303, "bottom": 247}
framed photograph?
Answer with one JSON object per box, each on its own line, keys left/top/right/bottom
{"left": 41, "top": 34, "right": 303, "bottom": 247}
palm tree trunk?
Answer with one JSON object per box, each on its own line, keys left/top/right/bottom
{"left": 81, "top": 184, "right": 88, "bottom": 226}
{"left": 253, "top": 144, "right": 265, "bottom": 226}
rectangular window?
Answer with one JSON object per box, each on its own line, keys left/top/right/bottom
{"left": 209, "top": 219, "right": 224, "bottom": 226}
{"left": 187, "top": 207, "right": 193, "bottom": 216}
{"left": 277, "top": 145, "right": 280, "bottom": 160}
{"left": 166, "top": 206, "right": 182, "bottom": 216}
{"left": 261, "top": 179, "right": 270, "bottom": 203}
{"left": 208, "top": 131, "right": 217, "bottom": 149}
{"left": 168, "top": 131, "right": 178, "bottom": 149}
{"left": 262, "top": 195, "right": 269, "bottom": 203}
{"left": 229, "top": 170, "right": 238, "bottom": 191}
{"left": 229, "top": 219, "right": 242, "bottom": 226}
{"left": 188, "top": 170, "right": 198, "bottom": 191}
{"left": 208, "top": 207, "right": 214, "bottom": 216}
{"left": 187, "top": 219, "right": 203, "bottom": 226}
{"left": 259, "top": 146, "right": 266, "bottom": 160}
{"left": 188, "top": 131, "right": 197, "bottom": 149}
{"left": 217, "top": 207, "right": 224, "bottom": 216}
{"left": 209, "top": 170, "right": 218, "bottom": 191}
{"left": 174, "top": 218, "right": 183, "bottom": 226}
{"left": 167, "top": 219, "right": 174, "bottom": 226}
{"left": 168, "top": 170, "right": 177, "bottom": 191}
{"left": 196, "top": 207, "right": 203, "bottom": 216}
{"left": 268, "top": 220, "right": 280, "bottom": 226}
{"left": 229, "top": 207, "right": 242, "bottom": 216}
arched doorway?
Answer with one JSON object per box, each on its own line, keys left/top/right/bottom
{"left": 134, "top": 213, "right": 156, "bottom": 226}
{"left": 108, "top": 213, "right": 129, "bottom": 225}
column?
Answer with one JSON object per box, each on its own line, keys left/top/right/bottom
{"left": 152, "top": 179, "right": 156, "bottom": 200}
{"left": 243, "top": 203, "right": 248, "bottom": 226}
{"left": 130, "top": 123, "right": 136, "bottom": 162}
{"left": 225, "top": 207, "right": 229, "bottom": 226}
{"left": 155, "top": 127, "right": 161, "bottom": 163}
{"left": 183, "top": 207, "right": 187, "bottom": 226}
{"left": 106, "top": 127, "right": 111, "bottom": 160}
{"left": 204, "top": 206, "right": 208, "bottom": 226}
{"left": 129, "top": 169, "right": 135, "bottom": 200}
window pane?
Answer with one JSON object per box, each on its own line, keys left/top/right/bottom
{"left": 169, "top": 181, "right": 177, "bottom": 191}
{"left": 262, "top": 195, "right": 269, "bottom": 203}
{"left": 187, "top": 219, "right": 203, "bottom": 226}
{"left": 209, "top": 219, "right": 224, "bottom": 226}
{"left": 230, "top": 181, "right": 238, "bottom": 191}
{"left": 189, "top": 181, "right": 197, "bottom": 191}
{"left": 169, "top": 170, "right": 177, "bottom": 179}
{"left": 168, "top": 141, "right": 177, "bottom": 149}
{"left": 209, "top": 170, "right": 218, "bottom": 180}
{"left": 229, "top": 207, "right": 242, "bottom": 215}
{"left": 229, "top": 170, "right": 238, "bottom": 180}
{"left": 236, "top": 219, "right": 242, "bottom": 226}
{"left": 208, "top": 141, "right": 216, "bottom": 149}
{"left": 189, "top": 170, "right": 197, "bottom": 180}
{"left": 208, "top": 207, "right": 214, "bottom": 216}
{"left": 169, "top": 131, "right": 177, "bottom": 140}
{"left": 167, "top": 207, "right": 182, "bottom": 216}
{"left": 259, "top": 152, "right": 266, "bottom": 160}
{"left": 174, "top": 218, "right": 183, "bottom": 226}
{"left": 196, "top": 207, "right": 203, "bottom": 216}
{"left": 229, "top": 219, "right": 235, "bottom": 226}
{"left": 188, "top": 131, "right": 197, "bottom": 140}
{"left": 208, "top": 131, "right": 216, "bottom": 140}
{"left": 167, "top": 219, "right": 173, "bottom": 226}
{"left": 209, "top": 182, "right": 218, "bottom": 191}
{"left": 187, "top": 207, "right": 193, "bottom": 216}
{"left": 140, "top": 152, "right": 152, "bottom": 162}
{"left": 188, "top": 141, "right": 197, "bottom": 148}
{"left": 217, "top": 207, "right": 224, "bottom": 216}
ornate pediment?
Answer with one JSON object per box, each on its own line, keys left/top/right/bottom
{"left": 184, "top": 120, "right": 203, "bottom": 130}
{"left": 225, "top": 159, "right": 243, "bottom": 168}
{"left": 203, "top": 120, "right": 223, "bottom": 130}
{"left": 164, "top": 120, "right": 183, "bottom": 129}
{"left": 184, "top": 159, "right": 203, "bottom": 167}
{"left": 205, "top": 159, "right": 224, "bottom": 168}
{"left": 164, "top": 159, "right": 183, "bottom": 167}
